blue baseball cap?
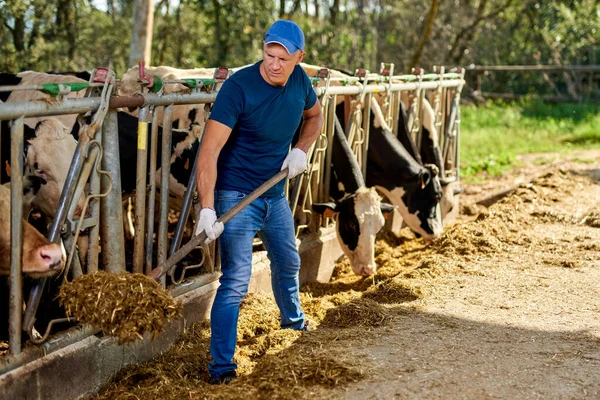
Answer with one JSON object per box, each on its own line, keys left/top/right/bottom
{"left": 264, "top": 20, "right": 305, "bottom": 54}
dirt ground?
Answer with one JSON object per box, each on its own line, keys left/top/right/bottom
{"left": 96, "top": 149, "right": 600, "bottom": 400}
{"left": 335, "top": 149, "right": 600, "bottom": 400}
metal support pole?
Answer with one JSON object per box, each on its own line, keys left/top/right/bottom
{"left": 145, "top": 108, "right": 160, "bottom": 274}
{"left": 23, "top": 121, "right": 89, "bottom": 332}
{"left": 322, "top": 95, "right": 336, "bottom": 204}
{"left": 157, "top": 105, "right": 173, "bottom": 287}
{"left": 87, "top": 127, "right": 102, "bottom": 273}
{"left": 133, "top": 106, "right": 150, "bottom": 274}
{"left": 100, "top": 110, "right": 125, "bottom": 273}
{"left": 362, "top": 92, "right": 372, "bottom": 179}
{"left": 169, "top": 147, "right": 199, "bottom": 257}
{"left": 9, "top": 117, "right": 24, "bottom": 356}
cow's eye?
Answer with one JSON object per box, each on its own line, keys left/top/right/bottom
{"left": 34, "top": 162, "right": 45, "bottom": 176}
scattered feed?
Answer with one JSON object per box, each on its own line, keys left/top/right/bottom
{"left": 362, "top": 277, "right": 423, "bottom": 304}
{"left": 58, "top": 271, "right": 183, "bottom": 344}
{"left": 320, "top": 298, "right": 391, "bottom": 328}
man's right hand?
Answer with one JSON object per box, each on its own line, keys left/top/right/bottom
{"left": 196, "top": 208, "right": 224, "bottom": 244}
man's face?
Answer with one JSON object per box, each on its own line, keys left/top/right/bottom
{"left": 261, "top": 43, "right": 305, "bottom": 86}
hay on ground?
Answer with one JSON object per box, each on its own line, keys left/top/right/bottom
{"left": 237, "top": 292, "right": 281, "bottom": 341}
{"left": 362, "top": 277, "right": 423, "bottom": 304}
{"left": 243, "top": 346, "right": 364, "bottom": 389}
{"left": 320, "top": 298, "right": 391, "bottom": 328}
{"left": 58, "top": 271, "right": 182, "bottom": 344}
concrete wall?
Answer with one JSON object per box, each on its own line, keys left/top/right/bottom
{"left": 0, "top": 226, "right": 343, "bottom": 400}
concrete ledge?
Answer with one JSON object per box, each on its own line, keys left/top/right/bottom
{"left": 299, "top": 225, "right": 343, "bottom": 283}
{"left": 0, "top": 228, "right": 342, "bottom": 400}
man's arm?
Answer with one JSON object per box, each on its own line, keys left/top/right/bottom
{"left": 196, "top": 119, "right": 233, "bottom": 210}
{"left": 294, "top": 99, "right": 324, "bottom": 153}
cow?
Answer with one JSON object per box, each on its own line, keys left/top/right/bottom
{"left": 378, "top": 94, "right": 457, "bottom": 222}
{"left": 118, "top": 64, "right": 249, "bottom": 131}
{"left": 415, "top": 97, "right": 459, "bottom": 220}
{"left": 24, "top": 118, "right": 85, "bottom": 219}
{"left": 0, "top": 71, "right": 88, "bottom": 129}
{"left": 312, "top": 115, "right": 394, "bottom": 276}
{"left": 366, "top": 97, "right": 444, "bottom": 240}
{"left": 0, "top": 177, "right": 64, "bottom": 277}
{"left": 1, "top": 120, "right": 37, "bottom": 184}
{"left": 301, "top": 63, "right": 445, "bottom": 240}
{"left": 114, "top": 111, "right": 199, "bottom": 208}
{"left": 21, "top": 111, "right": 199, "bottom": 219}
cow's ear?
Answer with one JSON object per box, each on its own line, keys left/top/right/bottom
{"left": 24, "top": 124, "right": 37, "bottom": 142}
{"left": 312, "top": 202, "right": 337, "bottom": 219}
{"left": 380, "top": 202, "right": 396, "bottom": 219}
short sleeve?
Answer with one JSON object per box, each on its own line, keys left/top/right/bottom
{"left": 300, "top": 68, "right": 317, "bottom": 111}
{"left": 209, "top": 80, "right": 244, "bottom": 129}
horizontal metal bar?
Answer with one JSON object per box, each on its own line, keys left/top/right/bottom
{"left": 466, "top": 65, "right": 600, "bottom": 72}
{"left": 313, "top": 79, "right": 464, "bottom": 96}
{"left": 0, "top": 82, "right": 104, "bottom": 93}
{"left": 0, "top": 92, "right": 219, "bottom": 120}
{"left": 0, "top": 79, "right": 464, "bottom": 121}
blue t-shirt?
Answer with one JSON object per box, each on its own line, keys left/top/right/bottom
{"left": 209, "top": 61, "right": 317, "bottom": 198}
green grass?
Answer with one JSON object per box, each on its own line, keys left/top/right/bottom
{"left": 459, "top": 99, "right": 600, "bottom": 178}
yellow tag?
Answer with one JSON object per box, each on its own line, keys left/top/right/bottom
{"left": 137, "top": 122, "right": 148, "bottom": 150}
{"left": 372, "top": 88, "right": 380, "bottom": 93}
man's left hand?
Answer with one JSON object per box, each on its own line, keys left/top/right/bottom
{"left": 281, "top": 148, "right": 307, "bottom": 179}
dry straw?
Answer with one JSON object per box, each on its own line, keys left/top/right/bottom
{"left": 58, "top": 271, "right": 183, "bottom": 343}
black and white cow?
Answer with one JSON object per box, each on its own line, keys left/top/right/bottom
{"left": 391, "top": 96, "right": 458, "bottom": 221}
{"left": 312, "top": 115, "right": 394, "bottom": 276}
{"left": 366, "top": 98, "right": 444, "bottom": 240}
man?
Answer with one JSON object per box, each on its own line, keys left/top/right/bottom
{"left": 195, "top": 20, "right": 324, "bottom": 385}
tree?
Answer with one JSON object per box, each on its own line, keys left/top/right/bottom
{"left": 128, "top": 0, "right": 154, "bottom": 67}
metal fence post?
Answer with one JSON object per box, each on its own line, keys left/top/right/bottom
{"left": 100, "top": 110, "right": 125, "bottom": 273}
{"left": 9, "top": 117, "right": 24, "bottom": 356}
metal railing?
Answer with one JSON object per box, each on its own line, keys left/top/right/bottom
{"left": 0, "top": 64, "right": 465, "bottom": 375}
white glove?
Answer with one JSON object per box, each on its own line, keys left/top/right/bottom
{"left": 196, "top": 208, "right": 224, "bottom": 244}
{"left": 281, "top": 148, "right": 307, "bottom": 179}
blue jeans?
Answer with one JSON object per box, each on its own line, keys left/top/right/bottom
{"left": 208, "top": 190, "right": 306, "bottom": 379}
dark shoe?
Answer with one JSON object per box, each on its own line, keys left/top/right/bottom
{"left": 299, "top": 320, "right": 315, "bottom": 332}
{"left": 208, "top": 370, "right": 237, "bottom": 385}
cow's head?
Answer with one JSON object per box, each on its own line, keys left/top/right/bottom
{"left": 25, "top": 118, "right": 83, "bottom": 218}
{"left": 375, "top": 164, "right": 443, "bottom": 241}
{"left": 0, "top": 179, "right": 64, "bottom": 278}
{"left": 313, "top": 187, "right": 394, "bottom": 276}
{"left": 412, "top": 165, "right": 444, "bottom": 238}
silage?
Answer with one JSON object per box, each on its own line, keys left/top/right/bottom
{"left": 320, "top": 298, "right": 391, "bottom": 328}
{"left": 58, "top": 271, "right": 183, "bottom": 343}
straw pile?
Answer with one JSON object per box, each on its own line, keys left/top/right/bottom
{"left": 362, "top": 277, "right": 423, "bottom": 304}
{"left": 320, "top": 298, "right": 391, "bottom": 328}
{"left": 236, "top": 292, "right": 281, "bottom": 341}
{"left": 58, "top": 271, "right": 183, "bottom": 343}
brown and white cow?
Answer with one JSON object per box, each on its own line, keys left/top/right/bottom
{"left": 0, "top": 179, "right": 64, "bottom": 278}
{"left": 24, "top": 118, "right": 84, "bottom": 218}
{"left": 0, "top": 71, "right": 88, "bottom": 130}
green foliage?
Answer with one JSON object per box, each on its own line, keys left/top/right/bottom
{"left": 460, "top": 99, "right": 600, "bottom": 178}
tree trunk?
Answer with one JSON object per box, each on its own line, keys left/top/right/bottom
{"left": 279, "top": 0, "right": 286, "bottom": 18}
{"left": 314, "top": 0, "right": 320, "bottom": 19}
{"left": 447, "top": 0, "right": 513, "bottom": 66}
{"left": 155, "top": 0, "right": 170, "bottom": 65}
{"left": 174, "top": 2, "right": 183, "bottom": 66}
{"left": 12, "top": 15, "right": 26, "bottom": 52}
{"left": 330, "top": 0, "right": 340, "bottom": 25}
{"left": 129, "top": 0, "right": 155, "bottom": 67}
{"left": 409, "top": 0, "right": 440, "bottom": 71}
{"left": 288, "top": 0, "right": 302, "bottom": 17}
